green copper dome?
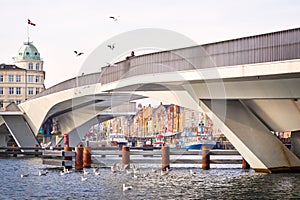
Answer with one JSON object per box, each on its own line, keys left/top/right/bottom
{"left": 16, "top": 42, "right": 41, "bottom": 61}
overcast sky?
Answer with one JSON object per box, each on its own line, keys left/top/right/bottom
{"left": 0, "top": 0, "right": 300, "bottom": 88}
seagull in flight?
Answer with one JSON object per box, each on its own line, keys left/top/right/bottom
{"left": 107, "top": 43, "right": 115, "bottom": 50}
{"left": 74, "top": 51, "right": 84, "bottom": 56}
{"left": 109, "top": 16, "right": 119, "bottom": 21}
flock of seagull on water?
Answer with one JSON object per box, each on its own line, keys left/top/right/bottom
{"left": 74, "top": 15, "right": 119, "bottom": 59}
{"left": 20, "top": 162, "right": 198, "bottom": 192}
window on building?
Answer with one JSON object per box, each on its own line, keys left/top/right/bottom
{"left": 0, "top": 75, "right": 3, "bottom": 82}
{"left": 9, "top": 75, "right": 14, "bottom": 82}
{"left": 0, "top": 100, "right": 3, "bottom": 108}
{"left": 16, "top": 100, "right": 21, "bottom": 105}
{"left": 28, "top": 87, "right": 33, "bottom": 95}
{"left": 9, "top": 87, "right": 14, "bottom": 95}
{"left": 36, "top": 88, "right": 39, "bottom": 94}
{"left": 36, "top": 63, "right": 40, "bottom": 70}
{"left": 0, "top": 87, "right": 3, "bottom": 95}
{"left": 16, "top": 87, "right": 21, "bottom": 95}
{"left": 28, "top": 75, "right": 34, "bottom": 82}
{"left": 16, "top": 75, "right": 21, "bottom": 82}
{"left": 35, "top": 76, "right": 40, "bottom": 83}
{"left": 28, "top": 63, "right": 33, "bottom": 70}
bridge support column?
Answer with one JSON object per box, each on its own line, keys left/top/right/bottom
{"left": 200, "top": 99, "right": 300, "bottom": 173}
{"left": 291, "top": 131, "right": 300, "bottom": 159}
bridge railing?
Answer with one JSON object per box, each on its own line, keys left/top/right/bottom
{"left": 31, "top": 28, "right": 300, "bottom": 96}
{"left": 100, "top": 28, "right": 300, "bottom": 85}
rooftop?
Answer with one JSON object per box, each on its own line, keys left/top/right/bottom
{"left": 15, "top": 42, "right": 41, "bottom": 61}
{"left": 0, "top": 64, "right": 25, "bottom": 70}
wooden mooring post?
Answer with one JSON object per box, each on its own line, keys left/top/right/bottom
{"left": 202, "top": 146, "right": 210, "bottom": 170}
{"left": 242, "top": 157, "right": 250, "bottom": 169}
{"left": 34, "top": 144, "right": 39, "bottom": 157}
{"left": 161, "top": 146, "right": 170, "bottom": 171}
{"left": 83, "top": 146, "right": 92, "bottom": 168}
{"left": 75, "top": 145, "right": 84, "bottom": 170}
{"left": 122, "top": 146, "right": 130, "bottom": 167}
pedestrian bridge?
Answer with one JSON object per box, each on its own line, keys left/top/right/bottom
{"left": 3, "top": 27, "right": 300, "bottom": 172}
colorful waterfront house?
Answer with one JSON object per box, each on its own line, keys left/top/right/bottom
{"left": 143, "top": 105, "right": 153, "bottom": 137}
{"left": 133, "top": 108, "right": 143, "bottom": 138}
{"left": 152, "top": 102, "right": 168, "bottom": 135}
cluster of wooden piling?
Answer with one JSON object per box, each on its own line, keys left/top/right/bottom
{"left": 42, "top": 134, "right": 92, "bottom": 170}
{"left": 0, "top": 144, "right": 41, "bottom": 157}
{"left": 119, "top": 145, "right": 250, "bottom": 170}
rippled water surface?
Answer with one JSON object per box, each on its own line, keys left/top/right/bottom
{"left": 1, "top": 157, "right": 299, "bottom": 199}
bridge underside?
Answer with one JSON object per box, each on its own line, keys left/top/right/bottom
{"left": 130, "top": 75, "right": 300, "bottom": 173}
{"left": 41, "top": 93, "right": 140, "bottom": 147}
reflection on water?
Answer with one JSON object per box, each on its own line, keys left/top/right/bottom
{"left": 0, "top": 158, "right": 299, "bottom": 199}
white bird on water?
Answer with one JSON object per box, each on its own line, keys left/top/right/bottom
{"left": 190, "top": 169, "right": 196, "bottom": 176}
{"left": 122, "top": 184, "right": 132, "bottom": 191}
{"left": 160, "top": 168, "right": 170, "bottom": 176}
{"left": 21, "top": 173, "right": 29, "bottom": 178}
{"left": 83, "top": 169, "right": 89, "bottom": 175}
{"left": 95, "top": 171, "right": 100, "bottom": 176}
{"left": 81, "top": 176, "right": 88, "bottom": 181}
{"left": 38, "top": 170, "right": 48, "bottom": 176}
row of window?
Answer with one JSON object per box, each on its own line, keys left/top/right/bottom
{"left": 0, "top": 75, "right": 43, "bottom": 83}
{"left": 28, "top": 63, "right": 41, "bottom": 70}
{"left": 0, "top": 87, "right": 40, "bottom": 95}
{"left": 0, "top": 100, "right": 22, "bottom": 107}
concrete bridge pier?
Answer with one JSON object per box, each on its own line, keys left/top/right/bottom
{"left": 291, "top": 131, "right": 300, "bottom": 159}
{"left": 200, "top": 99, "right": 300, "bottom": 173}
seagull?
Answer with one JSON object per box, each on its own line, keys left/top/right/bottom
{"left": 111, "top": 163, "right": 118, "bottom": 173}
{"left": 21, "top": 173, "right": 29, "bottom": 178}
{"left": 132, "top": 164, "right": 140, "bottom": 174}
{"left": 74, "top": 51, "right": 84, "bottom": 56}
{"left": 93, "top": 167, "right": 99, "bottom": 173}
{"left": 160, "top": 168, "right": 170, "bottom": 176}
{"left": 107, "top": 43, "right": 115, "bottom": 50}
{"left": 81, "top": 176, "right": 88, "bottom": 181}
{"left": 190, "top": 169, "right": 196, "bottom": 176}
{"left": 122, "top": 184, "right": 132, "bottom": 191}
{"left": 95, "top": 171, "right": 100, "bottom": 176}
{"left": 126, "top": 169, "right": 133, "bottom": 175}
{"left": 109, "top": 16, "right": 119, "bottom": 21}
{"left": 123, "top": 164, "right": 130, "bottom": 170}
{"left": 38, "top": 170, "right": 48, "bottom": 176}
{"left": 83, "top": 169, "right": 89, "bottom": 175}
{"left": 60, "top": 168, "right": 71, "bottom": 175}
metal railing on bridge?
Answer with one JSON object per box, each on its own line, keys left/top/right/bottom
{"left": 31, "top": 27, "right": 300, "bottom": 97}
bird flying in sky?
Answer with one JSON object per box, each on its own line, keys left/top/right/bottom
{"left": 109, "top": 16, "right": 119, "bottom": 21}
{"left": 107, "top": 43, "right": 115, "bottom": 50}
{"left": 74, "top": 51, "right": 84, "bottom": 56}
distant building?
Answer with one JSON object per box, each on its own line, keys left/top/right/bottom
{"left": 0, "top": 42, "right": 45, "bottom": 108}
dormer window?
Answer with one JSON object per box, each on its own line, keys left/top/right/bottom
{"left": 26, "top": 52, "right": 30, "bottom": 55}
{"left": 35, "top": 52, "right": 38, "bottom": 55}
{"left": 19, "top": 53, "right": 22, "bottom": 55}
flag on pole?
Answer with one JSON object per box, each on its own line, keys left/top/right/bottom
{"left": 27, "top": 19, "right": 36, "bottom": 26}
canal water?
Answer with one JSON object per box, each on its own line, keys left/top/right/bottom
{"left": 1, "top": 157, "right": 299, "bottom": 199}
